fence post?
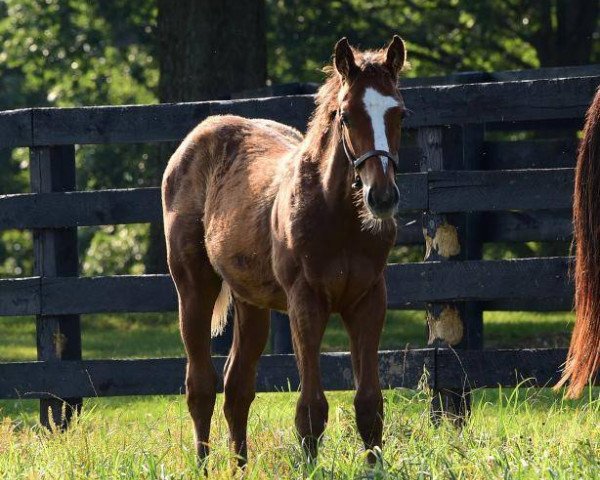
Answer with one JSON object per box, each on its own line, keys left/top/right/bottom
{"left": 270, "top": 311, "right": 293, "bottom": 354}
{"left": 212, "top": 310, "right": 293, "bottom": 355}
{"left": 211, "top": 311, "right": 233, "bottom": 355}
{"left": 29, "top": 145, "right": 82, "bottom": 430}
{"left": 418, "top": 123, "right": 484, "bottom": 423}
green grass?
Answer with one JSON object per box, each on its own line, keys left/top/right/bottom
{"left": 1, "top": 310, "right": 593, "bottom": 479}
{"left": 0, "top": 310, "right": 575, "bottom": 361}
{"left": 1, "top": 388, "right": 598, "bottom": 479}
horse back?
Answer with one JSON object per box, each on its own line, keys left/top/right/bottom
{"left": 163, "top": 115, "right": 300, "bottom": 310}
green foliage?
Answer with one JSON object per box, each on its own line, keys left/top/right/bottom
{"left": 80, "top": 224, "right": 148, "bottom": 276}
{"left": 0, "top": 309, "right": 573, "bottom": 361}
{"left": 0, "top": 0, "right": 157, "bottom": 109}
{"left": 0, "top": 0, "right": 158, "bottom": 276}
{"left": 0, "top": 230, "right": 32, "bottom": 278}
{"left": 265, "top": 0, "right": 543, "bottom": 84}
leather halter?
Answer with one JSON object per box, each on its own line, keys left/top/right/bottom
{"left": 338, "top": 110, "right": 400, "bottom": 175}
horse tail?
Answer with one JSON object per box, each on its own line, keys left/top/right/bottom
{"left": 555, "top": 88, "right": 600, "bottom": 398}
{"left": 211, "top": 281, "right": 232, "bottom": 338}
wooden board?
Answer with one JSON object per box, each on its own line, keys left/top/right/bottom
{"left": 0, "top": 257, "right": 564, "bottom": 316}
{"left": 0, "top": 108, "right": 32, "bottom": 150}
{"left": 1, "top": 348, "right": 590, "bottom": 400}
{"left": 428, "top": 168, "right": 573, "bottom": 212}
{"left": 385, "top": 256, "right": 572, "bottom": 308}
{"left": 31, "top": 96, "right": 314, "bottom": 146}
{"left": 435, "top": 348, "right": 568, "bottom": 389}
{"left": 41, "top": 275, "right": 177, "bottom": 315}
{"left": 0, "top": 277, "right": 40, "bottom": 316}
{"left": 483, "top": 139, "right": 578, "bottom": 170}
{"left": 0, "top": 169, "right": 574, "bottom": 231}
{"left": 400, "top": 64, "right": 600, "bottom": 87}
{"left": 395, "top": 210, "right": 573, "bottom": 245}
{"left": 0, "top": 188, "right": 161, "bottom": 229}
{"left": 0, "top": 77, "right": 595, "bottom": 148}
{"left": 0, "top": 349, "right": 434, "bottom": 399}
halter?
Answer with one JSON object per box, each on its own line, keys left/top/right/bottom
{"left": 338, "top": 110, "right": 400, "bottom": 189}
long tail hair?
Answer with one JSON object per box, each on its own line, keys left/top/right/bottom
{"left": 555, "top": 87, "right": 600, "bottom": 398}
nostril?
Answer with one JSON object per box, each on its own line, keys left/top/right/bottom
{"left": 377, "top": 187, "right": 399, "bottom": 210}
{"left": 380, "top": 188, "right": 395, "bottom": 207}
{"left": 392, "top": 185, "right": 400, "bottom": 205}
{"left": 367, "top": 188, "right": 376, "bottom": 207}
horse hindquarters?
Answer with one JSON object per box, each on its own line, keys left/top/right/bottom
{"left": 163, "top": 212, "right": 223, "bottom": 461}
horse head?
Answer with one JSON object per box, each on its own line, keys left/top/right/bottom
{"left": 334, "top": 35, "right": 407, "bottom": 220}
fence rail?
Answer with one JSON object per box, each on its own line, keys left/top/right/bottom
{"left": 0, "top": 256, "right": 573, "bottom": 317}
{"left": 1, "top": 76, "right": 597, "bottom": 148}
{"left": 0, "top": 348, "right": 571, "bottom": 400}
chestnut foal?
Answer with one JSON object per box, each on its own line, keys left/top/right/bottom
{"left": 162, "top": 36, "right": 407, "bottom": 466}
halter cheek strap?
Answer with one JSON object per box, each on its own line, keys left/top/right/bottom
{"left": 338, "top": 112, "right": 400, "bottom": 172}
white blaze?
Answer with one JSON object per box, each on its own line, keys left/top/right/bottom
{"left": 362, "top": 87, "right": 399, "bottom": 172}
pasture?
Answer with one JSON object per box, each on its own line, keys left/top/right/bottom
{"left": 1, "top": 46, "right": 599, "bottom": 479}
{"left": 1, "top": 1, "right": 600, "bottom": 477}
{"left": 1, "top": 310, "right": 599, "bottom": 479}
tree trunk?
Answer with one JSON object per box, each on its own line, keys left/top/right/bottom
{"left": 146, "top": 0, "right": 267, "bottom": 274}
{"left": 530, "top": 0, "right": 598, "bottom": 67}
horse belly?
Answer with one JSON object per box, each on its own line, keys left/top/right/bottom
{"left": 205, "top": 195, "right": 286, "bottom": 311}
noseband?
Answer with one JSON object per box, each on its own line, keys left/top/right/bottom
{"left": 338, "top": 110, "right": 400, "bottom": 188}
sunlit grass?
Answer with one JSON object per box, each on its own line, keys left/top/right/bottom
{"left": 0, "top": 310, "right": 582, "bottom": 478}
{"left": 0, "top": 387, "right": 598, "bottom": 479}
{"left": 0, "top": 310, "right": 574, "bottom": 361}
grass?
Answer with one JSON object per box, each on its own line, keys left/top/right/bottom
{"left": 0, "top": 388, "right": 598, "bottom": 478}
{"left": 0, "top": 310, "right": 575, "bottom": 361}
{"left": 1, "top": 309, "right": 596, "bottom": 479}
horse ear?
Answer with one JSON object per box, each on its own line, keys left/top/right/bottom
{"left": 334, "top": 37, "right": 358, "bottom": 82}
{"left": 385, "top": 35, "right": 406, "bottom": 78}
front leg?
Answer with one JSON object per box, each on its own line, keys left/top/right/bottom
{"left": 287, "top": 279, "right": 330, "bottom": 461}
{"left": 341, "top": 276, "right": 386, "bottom": 464}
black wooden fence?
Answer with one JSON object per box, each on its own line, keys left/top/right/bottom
{"left": 1, "top": 65, "right": 599, "bottom": 426}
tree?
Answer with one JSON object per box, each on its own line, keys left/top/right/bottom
{"left": 157, "top": 0, "right": 266, "bottom": 102}
{"left": 145, "top": 0, "right": 267, "bottom": 273}
{"left": 0, "top": 0, "right": 158, "bottom": 278}
{"left": 266, "top": 0, "right": 599, "bottom": 83}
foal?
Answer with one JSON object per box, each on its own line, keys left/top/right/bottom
{"left": 162, "top": 36, "right": 407, "bottom": 465}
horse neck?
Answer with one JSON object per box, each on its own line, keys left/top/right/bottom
{"left": 303, "top": 121, "right": 357, "bottom": 210}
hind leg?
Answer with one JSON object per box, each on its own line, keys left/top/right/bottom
{"left": 223, "top": 298, "right": 270, "bottom": 466}
{"left": 165, "top": 213, "right": 222, "bottom": 462}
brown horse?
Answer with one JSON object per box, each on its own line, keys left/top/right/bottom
{"left": 555, "top": 87, "right": 600, "bottom": 398}
{"left": 162, "top": 36, "right": 407, "bottom": 466}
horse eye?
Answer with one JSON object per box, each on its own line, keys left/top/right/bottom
{"left": 340, "top": 112, "right": 350, "bottom": 126}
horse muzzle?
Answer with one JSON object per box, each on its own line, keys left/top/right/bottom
{"left": 365, "top": 184, "right": 400, "bottom": 219}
